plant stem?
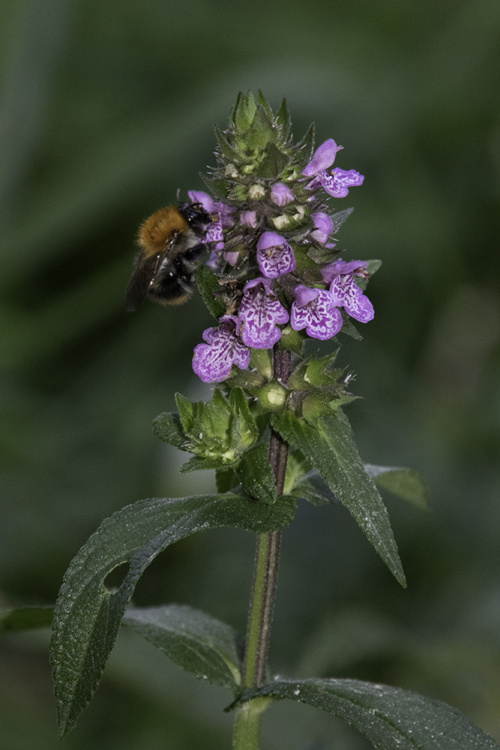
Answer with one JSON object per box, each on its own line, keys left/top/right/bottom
{"left": 233, "top": 347, "right": 292, "bottom": 750}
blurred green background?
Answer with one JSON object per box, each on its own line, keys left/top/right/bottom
{"left": 1, "top": 0, "right": 499, "bottom": 747}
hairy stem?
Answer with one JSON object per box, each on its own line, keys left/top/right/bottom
{"left": 233, "top": 347, "right": 292, "bottom": 750}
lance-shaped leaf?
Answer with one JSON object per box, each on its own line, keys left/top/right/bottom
{"left": 365, "top": 463, "right": 429, "bottom": 511}
{"left": 239, "top": 678, "right": 500, "bottom": 750}
{"left": 50, "top": 493, "right": 296, "bottom": 738}
{"left": 271, "top": 410, "right": 406, "bottom": 586}
{"left": 123, "top": 604, "right": 242, "bottom": 690}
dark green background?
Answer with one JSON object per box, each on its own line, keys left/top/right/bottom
{"left": 1, "top": 0, "right": 499, "bottom": 748}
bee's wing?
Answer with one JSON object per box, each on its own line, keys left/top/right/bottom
{"left": 125, "top": 251, "right": 165, "bottom": 311}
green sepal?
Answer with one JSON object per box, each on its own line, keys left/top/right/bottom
{"left": 278, "top": 325, "right": 305, "bottom": 355}
{"left": 244, "top": 105, "right": 274, "bottom": 151}
{"left": 237, "top": 678, "right": 500, "bottom": 750}
{"left": 123, "top": 604, "right": 243, "bottom": 690}
{"left": 275, "top": 98, "right": 292, "bottom": 141}
{"left": 179, "top": 456, "right": 231, "bottom": 474}
{"left": 330, "top": 207, "right": 354, "bottom": 233}
{"left": 257, "top": 90, "right": 274, "bottom": 121}
{"left": 50, "top": 492, "right": 298, "bottom": 738}
{"left": 214, "top": 123, "right": 241, "bottom": 162}
{"left": 306, "top": 241, "right": 341, "bottom": 265}
{"left": 170, "top": 389, "right": 259, "bottom": 466}
{"left": 249, "top": 347, "right": 273, "bottom": 381}
{"left": 340, "top": 314, "right": 363, "bottom": 340}
{"left": 229, "top": 387, "right": 260, "bottom": 450}
{"left": 199, "top": 172, "right": 229, "bottom": 200}
{"left": 283, "top": 452, "right": 336, "bottom": 506}
{"left": 271, "top": 410, "right": 406, "bottom": 587}
{"left": 257, "top": 143, "right": 290, "bottom": 179}
{"left": 195, "top": 265, "right": 226, "bottom": 319}
{"left": 152, "top": 411, "right": 186, "bottom": 449}
{"left": 237, "top": 443, "right": 278, "bottom": 505}
{"left": 296, "top": 122, "right": 316, "bottom": 163}
{"left": 232, "top": 91, "right": 257, "bottom": 133}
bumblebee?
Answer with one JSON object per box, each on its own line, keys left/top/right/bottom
{"left": 125, "top": 202, "right": 214, "bottom": 311}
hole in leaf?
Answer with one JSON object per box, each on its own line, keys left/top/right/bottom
{"left": 103, "top": 562, "right": 130, "bottom": 593}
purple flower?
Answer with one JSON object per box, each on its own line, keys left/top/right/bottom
{"left": 256, "top": 231, "right": 296, "bottom": 278}
{"left": 188, "top": 190, "right": 233, "bottom": 249}
{"left": 311, "top": 212, "right": 335, "bottom": 247}
{"left": 315, "top": 168, "right": 365, "bottom": 198}
{"left": 322, "top": 260, "right": 374, "bottom": 323}
{"left": 240, "top": 210, "right": 257, "bottom": 227}
{"left": 302, "top": 139, "right": 364, "bottom": 199}
{"left": 290, "top": 285, "right": 343, "bottom": 340}
{"left": 271, "top": 182, "right": 294, "bottom": 206}
{"left": 238, "top": 277, "right": 289, "bottom": 349}
{"left": 302, "top": 139, "right": 343, "bottom": 176}
{"left": 192, "top": 316, "right": 251, "bottom": 383}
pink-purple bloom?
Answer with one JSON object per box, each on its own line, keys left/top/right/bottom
{"left": 271, "top": 182, "right": 294, "bottom": 206}
{"left": 302, "top": 139, "right": 343, "bottom": 176}
{"left": 240, "top": 210, "right": 257, "bottom": 227}
{"left": 188, "top": 190, "right": 233, "bottom": 249}
{"left": 192, "top": 316, "right": 251, "bottom": 383}
{"left": 322, "top": 260, "right": 374, "bottom": 323}
{"left": 256, "top": 231, "right": 296, "bottom": 278}
{"left": 238, "top": 277, "right": 289, "bottom": 349}
{"left": 311, "top": 212, "right": 335, "bottom": 247}
{"left": 303, "top": 139, "right": 364, "bottom": 198}
{"left": 290, "top": 285, "right": 343, "bottom": 341}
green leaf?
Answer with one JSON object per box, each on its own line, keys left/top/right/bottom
{"left": 292, "top": 468, "right": 337, "bottom": 507}
{"left": 237, "top": 443, "right": 278, "bottom": 505}
{"left": 152, "top": 411, "right": 186, "bottom": 449}
{"left": 123, "top": 604, "right": 242, "bottom": 690}
{"left": 215, "top": 467, "right": 240, "bottom": 493}
{"left": 50, "top": 493, "right": 297, "bottom": 737}
{"left": 271, "top": 411, "right": 406, "bottom": 586}
{"left": 0, "top": 606, "right": 53, "bottom": 632}
{"left": 366, "top": 464, "right": 429, "bottom": 511}
{"left": 195, "top": 265, "right": 226, "bottom": 320}
{"left": 241, "top": 678, "right": 500, "bottom": 750}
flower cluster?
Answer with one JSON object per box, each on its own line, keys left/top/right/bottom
{"left": 186, "top": 96, "right": 375, "bottom": 384}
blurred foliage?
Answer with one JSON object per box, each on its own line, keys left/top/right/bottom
{"left": 1, "top": 0, "right": 499, "bottom": 748}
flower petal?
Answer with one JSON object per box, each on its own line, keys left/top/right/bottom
{"left": 291, "top": 286, "right": 343, "bottom": 340}
{"left": 302, "top": 139, "right": 342, "bottom": 177}
{"left": 256, "top": 232, "right": 296, "bottom": 278}
{"left": 319, "top": 168, "right": 364, "bottom": 198}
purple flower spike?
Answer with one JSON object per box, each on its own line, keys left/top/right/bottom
{"left": 271, "top": 182, "right": 294, "bottom": 206}
{"left": 238, "top": 277, "right": 289, "bottom": 349}
{"left": 290, "top": 285, "right": 343, "bottom": 341}
{"left": 302, "top": 139, "right": 343, "bottom": 176}
{"left": 192, "top": 316, "right": 251, "bottom": 383}
{"left": 317, "top": 168, "right": 365, "bottom": 198}
{"left": 256, "top": 231, "right": 296, "bottom": 278}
